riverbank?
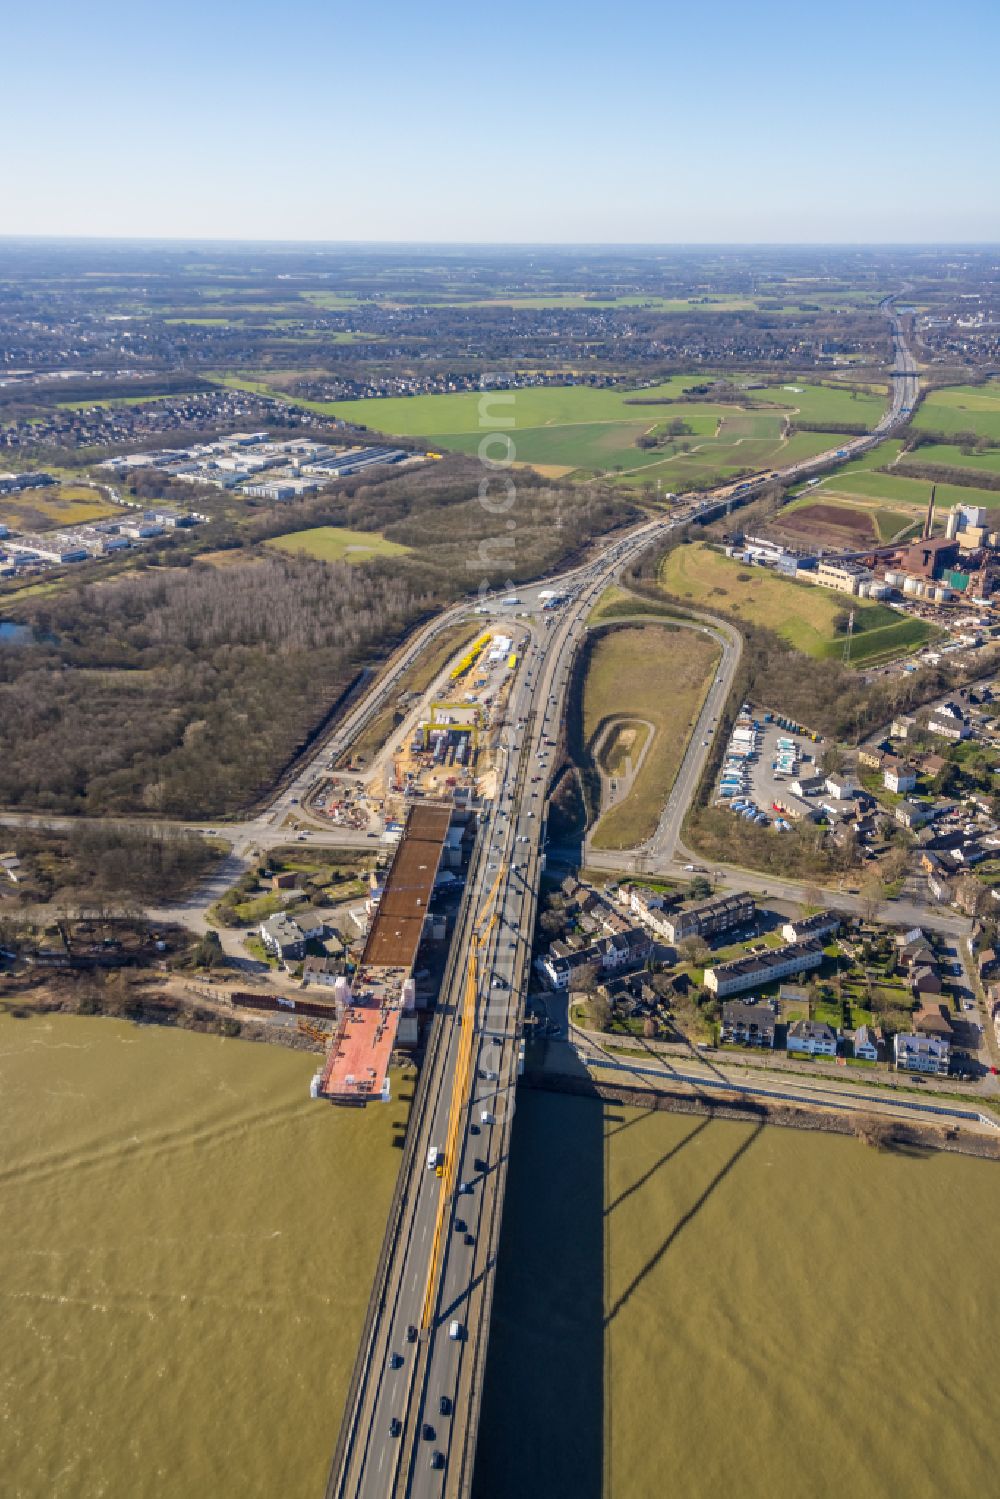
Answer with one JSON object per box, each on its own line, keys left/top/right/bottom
{"left": 0, "top": 969, "right": 320, "bottom": 1053}
{"left": 523, "top": 1068, "right": 1000, "bottom": 1161}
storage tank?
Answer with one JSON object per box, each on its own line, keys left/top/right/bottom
{"left": 884, "top": 570, "right": 904, "bottom": 588}
{"left": 402, "top": 977, "right": 416, "bottom": 1011}
{"left": 933, "top": 586, "right": 953, "bottom": 603}
{"left": 902, "top": 575, "right": 922, "bottom": 596}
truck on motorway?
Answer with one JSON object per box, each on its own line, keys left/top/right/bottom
{"left": 427, "top": 1145, "right": 441, "bottom": 1170}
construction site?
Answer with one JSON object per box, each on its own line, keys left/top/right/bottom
{"left": 308, "top": 627, "right": 523, "bottom": 837}
{"left": 311, "top": 802, "right": 461, "bottom": 1106}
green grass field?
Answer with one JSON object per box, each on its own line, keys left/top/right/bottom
{"left": 583, "top": 624, "right": 720, "bottom": 849}
{"left": 264, "top": 526, "right": 411, "bottom": 563}
{"left": 810, "top": 468, "right": 1000, "bottom": 512}
{"left": 659, "top": 542, "right": 934, "bottom": 662}
{"left": 214, "top": 375, "right": 888, "bottom": 492}
{"left": 914, "top": 380, "right": 1000, "bottom": 441}
{"left": 897, "top": 442, "right": 1000, "bottom": 477}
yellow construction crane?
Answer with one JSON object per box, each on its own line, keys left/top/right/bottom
{"left": 421, "top": 859, "right": 506, "bottom": 1329}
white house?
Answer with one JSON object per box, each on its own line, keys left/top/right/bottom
{"left": 894, "top": 1032, "right": 950, "bottom": 1075}
{"left": 884, "top": 765, "right": 917, "bottom": 795}
{"left": 781, "top": 912, "right": 841, "bottom": 945}
{"left": 786, "top": 1020, "right": 838, "bottom": 1056}
{"left": 853, "top": 1025, "right": 879, "bottom": 1062}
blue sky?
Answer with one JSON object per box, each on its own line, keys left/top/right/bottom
{"left": 5, "top": 0, "right": 998, "bottom": 242}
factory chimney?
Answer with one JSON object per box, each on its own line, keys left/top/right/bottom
{"left": 923, "top": 485, "right": 936, "bottom": 540}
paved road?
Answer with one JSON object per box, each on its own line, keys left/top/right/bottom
{"left": 6, "top": 296, "right": 940, "bottom": 1492}
{"left": 323, "top": 292, "right": 947, "bottom": 1497}
{"left": 582, "top": 608, "right": 742, "bottom": 866}
{"left": 329, "top": 537, "right": 656, "bottom": 1499}
{"left": 558, "top": 1027, "right": 998, "bottom": 1131}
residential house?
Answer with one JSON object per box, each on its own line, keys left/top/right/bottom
{"left": 899, "top": 939, "right": 936, "bottom": 975}
{"left": 720, "top": 1000, "right": 777, "bottom": 1048}
{"left": 853, "top": 1025, "right": 879, "bottom": 1061}
{"left": 928, "top": 716, "right": 970, "bottom": 742}
{"left": 781, "top": 911, "right": 841, "bottom": 944}
{"left": 910, "top": 965, "right": 943, "bottom": 997}
{"left": 884, "top": 764, "right": 917, "bottom": 795}
{"left": 858, "top": 746, "right": 887, "bottom": 770}
{"left": 787, "top": 1019, "right": 838, "bottom": 1056}
{"left": 704, "top": 940, "right": 824, "bottom": 998}
{"left": 920, "top": 753, "right": 948, "bottom": 779}
{"left": 978, "top": 948, "right": 1000, "bottom": 982}
{"left": 824, "top": 773, "right": 855, "bottom": 800}
{"left": 539, "top": 948, "right": 595, "bottom": 991}
{"left": 819, "top": 796, "right": 858, "bottom": 823}
{"left": 628, "top": 886, "right": 675, "bottom": 941}
{"left": 895, "top": 800, "right": 931, "bottom": 830}
{"left": 891, "top": 714, "right": 916, "bottom": 740}
{"left": 894, "top": 1032, "right": 950, "bottom": 1075}
{"left": 302, "top": 955, "right": 345, "bottom": 988}
{"left": 595, "top": 927, "right": 652, "bottom": 973}
{"left": 913, "top": 1002, "right": 952, "bottom": 1036}
{"left": 661, "top": 892, "right": 755, "bottom": 944}
{"left": 540, "top": 926, "right": 650, "bottom": 990}
{"left": 259, "top": 908, "right": 329, "bottom": 962}
{"left": 790, "top": 773, "right": 827, "bottom": 798}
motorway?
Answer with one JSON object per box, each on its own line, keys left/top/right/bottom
{"left": 3, "top": 301, "right": 939, "bottom": 1490}
{"left": 327, "top": 533, "right": 659, "bottom": 1499}
{"left": 327, "top": 294, "right": 941, "bottom": 1497}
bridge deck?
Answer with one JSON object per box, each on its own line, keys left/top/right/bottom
{"left": 317, "top": 802, "right": 453, "bottom": 1105}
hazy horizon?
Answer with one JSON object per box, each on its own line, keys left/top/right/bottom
{"left": 1, "top": 235, "right": 998, "bottom": 249}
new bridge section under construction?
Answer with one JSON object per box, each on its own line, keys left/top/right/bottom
{"left": 316, "top": 802, "right": 455, "bottom": 1106}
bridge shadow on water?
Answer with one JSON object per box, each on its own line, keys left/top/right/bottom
{"left": 471, "top": 1088, "right": 604, "bottom": 1499}
{"left": 472, "top": 1071, "right": 770, "bottom": 1498}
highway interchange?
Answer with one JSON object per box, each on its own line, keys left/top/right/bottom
{"left": 1, "top": 299, "right": 949, "bottom": 1494}
{"left": 327, "top": 298, "right": 940, "bottom": 1497}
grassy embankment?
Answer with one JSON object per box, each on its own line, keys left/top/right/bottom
{"left": 582, "top": 624, "right": 720, "bottom": 849}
